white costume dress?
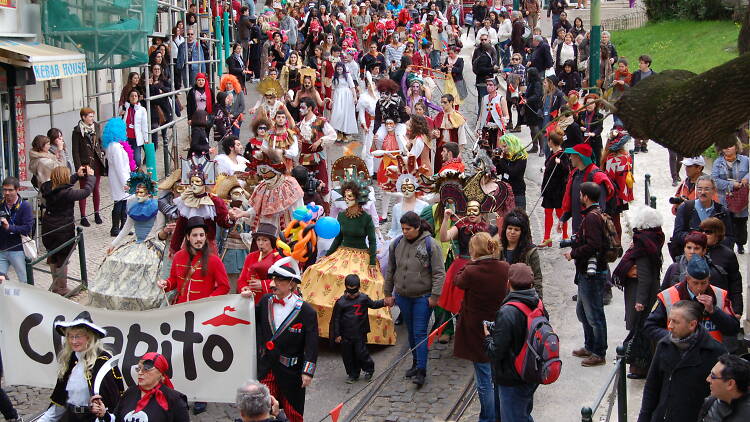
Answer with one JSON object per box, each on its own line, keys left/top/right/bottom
{"left": 329, "top": 74, "right": 358, "bottom": 134}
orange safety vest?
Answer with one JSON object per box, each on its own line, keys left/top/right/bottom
{"left": 656, "top": 285, "right": 730, "bottom": 342}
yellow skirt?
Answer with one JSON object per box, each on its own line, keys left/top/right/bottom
{"left": 300, "top": 247, "right": 396, "bottom": 345}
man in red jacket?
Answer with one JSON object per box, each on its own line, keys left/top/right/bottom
{"left": 158, "top": 216, "right": 230, "bottom": 304}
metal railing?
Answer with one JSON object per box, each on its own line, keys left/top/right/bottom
{"left": 24, "top": 227, "right": 88, "bottom": 297}
{"left": 581, "top": 346, "right": 628, "bottom": 422}
{"left": 602, "top": 10, "right": 649, "bottom": 31}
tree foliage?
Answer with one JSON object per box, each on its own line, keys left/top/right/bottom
{"left": 644, "top": 0, "right": 732, "bottom": 21}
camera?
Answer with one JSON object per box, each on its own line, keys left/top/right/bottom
{"left": 483, "top": 320, "right": 495, "bottom": 332}
{"left": 0, "top": 210, "right": 10, "bottom": 221}
{"left": 586, "top": 256, "right": 598, "bottom": 276}
{"left": 559, "top": 234, "right": 577, "bottom": 248}
{"left": 669, "top": 196, "right": 686, "bottom": 205}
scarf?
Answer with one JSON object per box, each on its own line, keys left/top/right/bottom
{"left": 194, "top": 74, "right": 213, "bottom": 113}
{"left": 439, "top": 110, "right": 466, "bottom": 129}
{"left": 78, "top": 120, "right": 96, "bottom": 137}
{"left": 119, "top": 140, "right": 137, "bottom": 171}
{"left": 612, "top": 227, "right": 664, "bottom": 289}
{"left": 670, "top": 327, "right": 700, "bottom": 355}
{"left": 135, "top": 352, "right": 174, "bottom": 412}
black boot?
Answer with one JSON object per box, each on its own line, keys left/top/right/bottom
{"left": 94, "top": 212, "right": 103, "bottom": 224}
{"left": 413, "top": 368, "right": 426, "bottom": 387}
{"left": 110, "top": 201, "right": 122, "bottom": 237}
{"left": 405, "top": 361, "right": 418, "bottom": 378}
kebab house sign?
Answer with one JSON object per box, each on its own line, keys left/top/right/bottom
{"left": 0, "top": 282, "right": 255, "bottom": 402}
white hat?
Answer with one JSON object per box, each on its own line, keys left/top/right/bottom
{"left": 681, "top": 156, "right": 705, "bottom": 167}
{"left": 54, "top": 311, "right": 107, "bottom": 338}
{"left": 268, "top": 256, "right": 301, "bottom": 282}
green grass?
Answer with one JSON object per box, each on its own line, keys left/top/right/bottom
{"left": 612, "top": 20, "right": 740, "bottom": 74}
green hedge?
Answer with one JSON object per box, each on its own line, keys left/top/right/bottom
{"left": 644, "top": 0, "right": 732, "bottom": 21}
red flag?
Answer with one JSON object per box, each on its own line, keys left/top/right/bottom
{"left": 329, "top": 403, "right": 343, "bottom": 422}
{"left": 427, "top": 319, "right": 451, "bottom": 348}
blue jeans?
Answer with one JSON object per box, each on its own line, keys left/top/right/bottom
{"left": 127, "top": 137, "right": 142, "bottom": 166}
{"left": 473, "top": 362, "right": 496, "bottom": 422}
{"left": 499, "top": 383, "right": 539, "bottom": 422}
{"left": 0, "top": 250, "right": 27, "bottom": 283}
{"left": 551, "top": 14, "right": 560, "bottom": 38}
{"left": 395, "top": 293, "right": 431, "bottom": 369}
{"left": 575, "top": 271, "right": 608, "bottom": 357}
{"left": 497, "top": 39, "right": 511, "bottom": 67}
{"left": 429, "top": 50, "right": 441, "bottom": 69}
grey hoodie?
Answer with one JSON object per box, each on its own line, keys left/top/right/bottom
{"left": 384, "top": 231, "right": 446, "bottom": 299}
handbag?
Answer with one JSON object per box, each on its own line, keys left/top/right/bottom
{"left": 726, "top": 184, "right": 748, "bottom": 213}
{"left": 21, "top": 235, "right": 37, "bottom": 260}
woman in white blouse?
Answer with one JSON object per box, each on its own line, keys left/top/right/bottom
{"left": 555, "top": 32, "right": 578, "bottom": 75}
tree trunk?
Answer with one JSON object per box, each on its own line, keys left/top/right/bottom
{"left": 615, "top": 53, "right": 750, "bottom": 157}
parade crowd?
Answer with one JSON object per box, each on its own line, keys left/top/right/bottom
{"left": 0, "top": 0, "right": 749, "bottom": 422}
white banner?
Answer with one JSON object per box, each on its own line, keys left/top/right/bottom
{"left": 0, "top": 282, "right": 255, "bottom": 403}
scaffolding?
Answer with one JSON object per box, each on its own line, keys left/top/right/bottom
{"left": 40, "top": 0, "right": 229, "bottom": 176}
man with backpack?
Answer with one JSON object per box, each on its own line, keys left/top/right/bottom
{"left": 484, "top": 263, "right": 560, "bottom": 422}
{"left": 559, "top": 143, "right": 614, "bottom": 234}
{"left": 564, "top": 182, "right": 611, "bottom": 367}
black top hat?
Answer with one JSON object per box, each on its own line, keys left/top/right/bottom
{"left": 54, "top": 311, "right": 107, "bottom": 338}
{"left": 185, "top": 216, "right": 208, "bottom": 232}
{"left": 253, "top": 223, "right": 278, "bottom": 242}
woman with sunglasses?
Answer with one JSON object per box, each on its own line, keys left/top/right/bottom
{"left": 90, "top": 353, "right": 189, "bottom": 422}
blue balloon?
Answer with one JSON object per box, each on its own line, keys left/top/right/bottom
{"left": 315, "top": 216, "right": 340, "bottom": 239}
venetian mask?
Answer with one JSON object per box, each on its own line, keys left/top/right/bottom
{"left": 344, "top": 189, "right": 357, "bottom": 208}
{"left": 174, "top": 184, "right": 186, "bottom": 196}
{"left": 466, "top": 201, "right": 481, "bottom": 220}
{"left": 259, "top": 166, "right": 279, "bottom": 180}
{"left": 190, "top": 176, "right": 205, "bottom": 194}
{"left": 135, "top": 185, "right": 150, "bottom": 202}
{"left": 229, "top": 186, "right": 246, "bottom": 202}
{"left": 400, "top": 179, "right": 416, "bottom": 198}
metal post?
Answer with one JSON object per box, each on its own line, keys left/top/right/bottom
{"left": 513, "top": 0, "right": 519, "bottom": 10}
{"left": 589, "top": 0, "right": 602, "bottom": 87}
{"left": 650, "top": 196, "right": 657, "bottom": 209}
{"left": 25, "top": 257, "right": 34, "bottom": 286}
{"left": 644, "top": 173, "right": 651, "bottom": 205}
{"left": 223, "top": 10, "right": 231, "bottom": 59}
{"left": 215, "top": 15, "right": 224, "bottom": 75}
{"left": 616, "top": 346, "right": 627, "bottom": 422}
{"left": 581, "top": 407, "right": 593, "bottom": 422}
{"left": 76, "top": 227, "right": 88, "bottom": 288}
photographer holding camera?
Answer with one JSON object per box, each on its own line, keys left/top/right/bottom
{"left": 563, "top": 181, "right": 609, "bottom": 367}
{"left": 0, "top": 177, "right": 34, "bottom": 283}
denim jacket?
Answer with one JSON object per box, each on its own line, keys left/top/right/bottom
{"left": 712, "top": 154, "right": 749, "bottom": 217}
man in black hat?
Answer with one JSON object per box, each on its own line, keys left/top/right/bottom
{"left": 254, "top": 257, "right": 318, "bottom": 422}
{"left": 157, "top": 216, "right": 230, "bottom": 304}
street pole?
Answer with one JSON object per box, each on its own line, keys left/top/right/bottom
{"left": 513, "top": 0, "right": 519, "bottom": 11}
{"left": 589, "top": 0, "right": 601, "bottom": 89}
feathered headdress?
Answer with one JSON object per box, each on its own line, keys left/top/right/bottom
{"left": 257, "top": 77, "right": 283, "bottom": 97}
{"left": 127, "top": 171, "right": 157, "bottom": 196}
{"left": 299, "top": 67, "right": 317, "bottom": 84}
{"left": 332, "top": 155, "right": 371, "bottom": 205}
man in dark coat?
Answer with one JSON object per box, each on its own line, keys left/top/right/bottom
{"left": 256, "top": 257, "right": 318, "bottom": 422}
{"left": 330, "top": 274, "right": 386, "bottom": 383}
{"left": 638, "top": 300, "right": 726, "bottom": 422}
{"left": 529, "top": 35, "right": 553, "bottom": 75}
{"left": 484, "top": 263, "right": 541, "bottom": 422}
{"left": 673, "top": 175, "right": 735, "bottom": 250}
{"left": 510, "top": 11, "right": 526, "bottom": 58}
{"left": 698, "top": 354, "right": 750, "bottom": 422}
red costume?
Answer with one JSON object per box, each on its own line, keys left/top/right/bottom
{"left": 297, "top": 116, "right": 331, "bottom": 194}
{"left": 439, "top": 157, "right": 465, "bottom": 174}
{"left": 165, "top": 250, "right": 230, "bottom": 303}
{"left": 236, "top": 250, "right": 283, "bottom": 305}
{"left": 560, "top": 163, "right": 615, "bottom": 218}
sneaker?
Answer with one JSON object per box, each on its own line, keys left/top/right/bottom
{"left": 94, "top": 213, "right": 103, "bottom": 224}
{"left": 672, "top": 179, "right": 680, "bottom": 187}
{"left": 405, "top": 364, "right": 419, "bottom": 378}
{"left": 110, "top": 227, "right": 120, "bottom": 237}
{"left": 641, "top": 146, "right": 648, "bottom": 153}
{"left": 581, "top": 355, "right": 606, "bottom": 367}
{"left": 363, "top": 372, "right": 373, "bottom": 381}
{"left": 346, "top": 375, "right": 359, "bottom": 384}
{"left": 192, "top": 402, "right": 208, "bottom": 415}
{"left": 80, "top": 217, "right": 90, "bottom": 227}
{"left": 413, "top": 368, "right": 426, "bottom": 387}
{"left": 572, "top": 348, "right": 592, "bottom": 358}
